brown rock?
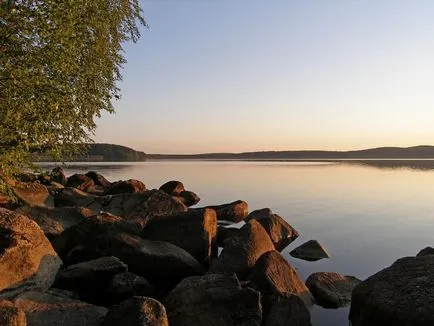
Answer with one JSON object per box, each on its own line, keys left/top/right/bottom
{"left": 306, "top": 272, "right": 361, "bottom": 308}
{"left": 65, "top": 174, "right": 95, "bottom": 191}
{"left": 163, "top": 274, "right": 262, "bottom": 326}
{"left": 0, "top": 300, "right": 27, "bottom": 326}
{"left": 103, "top": 296, "right": 168, "bottom": 326}
{"left": 349, "top": 255, "right": 434, "bottom": 326}
{"left": 85, "top": 171, "right": 112, "bottom": 187}
{"left": 0, "top": 208, "right": 62, "bottom": 298}
{"left": 177, "top": 190, "right": 200, "bottom": 207}
{"left": 104, "top": 179, "right": 146, "bottom": 195}
{"left": 12, "top": 182, "right": 54, "bottom": 207}
{"left": 209, "top": 219, "right": 275, "bottom": 279}
{"left": 51, "top": 167, "right": 67, "bottom": 185}
{"left": 246, "top": 208, "right": 299, "bottom": 251}
{"left": 159, "top": 181, "right": 185, "bottom": 196}
{"left": 204, "top": 200, "right": 248, "bottom": 223}
{"left": 290, "top": 240, "right": 330, "bottom": 262}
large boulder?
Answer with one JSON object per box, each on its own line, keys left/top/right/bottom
{"left": 105, "top": 272, "right": 154, "bottom": 304}
{"left": 163, "top": 274, "right": 262, "bottom": 326}
{"left": 0, "top": 208, "right": 62, "bottom": 298}
{"left": 12, "top": 181, "right": 54, "bottom": 207}
{"left": 103, "top": 296, "right": 168, "bottom": 326}
{"left": 13, "top": 290, "right": 107, "bottom": 326}
{"left": 264, "top": 295, "right": 312, "bottom": 326}
{"left": 306, "top": 272, "right": 361, "bottom": 308}
{"left": 51, "top": 212, "right": 140, "bottom": 259}
{"left": 0, "top": 300, "right": 27, "bottom": 326}
{"left": 203, "top": 200, "right": 248, "bottom": 223}
{"left": 209, "top": 219, "right": 275, "bottom": 279}
{"left": 159, "top": 180, "right": 185, "bottom": 196}
{"left": 290, "top": 240, "right": 330, "bottom": 261}
{"left": 54, "top": 256, "right": 128, "bottom": 304}
{"left": 127, "top": 189, "right": 188, "bottom": 228}
{"left": 65, "top": 174, "right": 95, "bottom": 191}
{"left": 85, "top": 171, "right": 112, "bottom": 187}
{"left": 349, "top": 255, "right": 434, "bottom": 326}
{"left": 141, "top": 208, "right": 217, "bottom": 267}
{"left": 247, "top": 250, "right": 313, "bottom": 305}
{"left": 15, "top": 206, "right": 94, "bottom": 239}
{"left": 104, "top": 179, "right": 146, "bottom": 195}
{"left": 246, "top": 208, "right": 299, "bottom": 251}
{"left": 64, "top": 231, "right": 205, "bottom": 290}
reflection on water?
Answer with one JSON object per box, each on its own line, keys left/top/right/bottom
{"left": 37, "top": 160, "right": 434, "bottom": 326}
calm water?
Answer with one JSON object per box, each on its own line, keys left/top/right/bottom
{"left": 40, "top": 160, "right": 434, "bottom": 326}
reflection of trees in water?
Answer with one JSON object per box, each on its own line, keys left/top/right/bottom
{"left": 344, "top": 160, "right": 434, "bottom": 171}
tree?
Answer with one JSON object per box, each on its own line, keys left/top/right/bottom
{"left": 0, "top": 0, "right": 146, "bottom": 176}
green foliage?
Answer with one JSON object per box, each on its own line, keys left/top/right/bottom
{"left": 0, "top": 0, "right": 146, "bottom": 177}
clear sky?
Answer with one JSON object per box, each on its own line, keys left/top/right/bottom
{"left": 94, "top": 0, "right": 434, "bottom": 154}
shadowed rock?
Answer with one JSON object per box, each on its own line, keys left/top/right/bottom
{"left": 103, "top": 296, "right": 168, "bottom": 326}
{"left": 416, "top": 246, "right": 434, "bottom": 257}
{"left": 0, "top": 208, "right": 62, "bottom": 298}
{"left": 246, "top": 208, "right": 299, "bottom": 251}
{"left": 65, "top": 174, "right": 95, "bottom": 191}
{"left": 306, "top": 272, "right": 361, "bottom": 308}
{"left": 0, "top": 299, "right": 27, "bottom": 326}
{"left": 264, "top": 295, "right": 312, "bottom": 326}
{"left": 177, "top": 190, "right": 200, "bottom": 207}
{"left": 163, "top": 274, "right": 262, "bottom": 326}
{"left": 13, "top": 290, "right": 107, "bottom": 326}
{"left": 290, "top": 240, "right": 330, "bottom": 261}
{"left": 209, "top": 219, "right": 275, "bottom": 279}
{"left": 216, "top": 226, "right": 241, "bottom": 247}
{"left": 349, "top": 255, "right": 434, "bottom": 326}
{"left": 203, "top": 200, "right": 248, "bottom": 223}
{"left": 85, "top": 171, "right": 112, "bottom": 187}
{"left": 159, "top": 181, "right": 185, "bottom": 196}
{"left": 104, "top": 179, "right": 146, "bottom": 195}
{"left": 142, "top": 208, "right": 217, "bottom": 267}
{"left": 106, "top": 272, "right": 154, "bottom": 304}
{"left": 51, "top": 167, "right": 67, "bottom": 185}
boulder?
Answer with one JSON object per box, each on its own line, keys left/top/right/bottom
{"left": 13, "top": 290, "right": 107, "bottom": 326}
{"left": 159, "top": 180, "right": 185, "bottom": 196}
{"left": 141, "top": 208, "right": 217, "bottom": 267}
{"left": 204, "top": 200, "right": 248, "bottom": 223}
{"left": 209, "top": 219, "right": 275, "bottom": 279}
{"left": 54, "top": 256, "right": 128, "bottom": 304}
{"left": 106, "top": 272, "right": 154, "bottom": 304}
{"left": 65, "top": 174, "right": 95, "bottom": 191}
{"left": 14, "top": 206, "right": 94, "bottom": 239}
{"left": 290, "top": 240, "right": 330, "bottom": 261}
{"left": 163, "top": 274, "right": 262, "bottom": 326}
{"left": 51, "top": 167, "right": 67, "bottom": 185}
{"left": 247, "top": 250, "right": 313, "bottom": 305}
{"left": 85, "top": 171, "right": 112, "bottom": 187}
{"left": 51, "top": 212, "right": 140, "bottom": 259}
{"left": 53, "top": 187, "right": 100, "bottom": 210}
{"left": 305, "top": 272, "right": 361, "bottom": 308}
{"left": 127, "top": 189, "right": 188, "bottom": 228}
{"left": 416, "top": 246, "right": 434, "bottom": 257}
{"left": 246, "top": 208, "right": 299, "bottom": 251}
{"left": 104, "top": 179, "right": 146, "bottom": 195}
{"left": 0, "top": 300, "right": 27, "bottom": 326}
{"left": 349, "top": 255, "right": 434, "bottom": 326}
{"left": 103, "top": 296, "right": 168, "bottom": 326}
{"left": 216, "top": 226, "right": 240, "bottom": 247}
{"left": 177, "top": 190, "right": 200, "bottom": 207}
{"left": 0, "top": 208, "right": 62, "bottom": 298}
{"left": 64, "top": 232, "right": 205, "bottom": 290}
{"left": 12, "top": 181, "right": 54, "bottom": 207}
{"left": 264, "top": 295, "right": 312, "bottom": 326}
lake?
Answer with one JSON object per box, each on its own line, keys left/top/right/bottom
{"left": 39, "top": 160, "right": 434, "bottom": 326}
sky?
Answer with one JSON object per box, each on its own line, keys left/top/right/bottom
{"left": 94, "top": 0, "right": 434, "bottom": 154}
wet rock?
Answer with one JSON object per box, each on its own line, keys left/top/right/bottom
{"left": 54, "top": 257, "right": 128, "bottom": 304}
{"left": 247, "top": 250, "right": 313, "bottom": 305}
{"left": 246, "top": 208, "right": 299, "bottom": 251}
{"left": 103, "top": 296, "right": 168, "bottom": 326}
{"left": 127, "top": 189, "right": 188, "bottom": 228}
{"left": 416, "top": 246, "right": 434, "bottom": 257}
{"left": 106, "top": 272, "right": 154, "bottom": 304}
{"left": 204, "top": 200, "right": 248, "bottom": 223}
{"left": 0, "top": 299, "right": 27, "bottom": 326}
{"left": 290, "top": 240, "right": 330, "bottom": 261}
{"left": 164, "top": 274, "right": 262, "bottom": 326}
{"left": 64, "top": 232, "right": 205, "bottom": 290}
{"left": 209, "top": 219, "right": 275, "bottom": 279}
{"left": 142, "top": 208, "right": 217, "bottom": 267}
{"left": 15, "top": 206, "right": 94, "bottom": 239}
{"left": 51, "top": 212, "right": 140, "bottom": 259}
{"left": 264, "top": 295, "right": 312, "bottom": 326}
{"left": 13, "top": 290, "right": 107, "bottom": 326}
{"left": 177, "top": 190, "right": 200, "bottom": 207}
{"left": 65, "top": 174, "right": 95, "bottom": 191}
{"left": 159, "top": 181, "right": 185, "bottom": 196}
{"left": 104, "top": 179, "right": 146, "bottom": 195}
{"left": 306, "top": 272, "right": 361, "bottom": 308}
{"left": 349, "top": 255, "right": 434, "bottom": 326}
{"left": 0, "top": 208, "right": 62, "bottom": 298}
{"left": 85, "top": 171, "right": 112, "bottom": 187}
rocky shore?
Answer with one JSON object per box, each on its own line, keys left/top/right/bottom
{"left": 0, "top": 167, "right": 432, "bottom": 325}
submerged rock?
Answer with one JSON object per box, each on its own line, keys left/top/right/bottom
{"left": 306, "top": 272, "right": 361, "bottom": 308}
{"left": 290, "top": 240, "right": 330, "bottom": 261}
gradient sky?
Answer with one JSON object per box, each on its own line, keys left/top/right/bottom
{"left": 94, "top": 0, "right": 434, "bottom": 154}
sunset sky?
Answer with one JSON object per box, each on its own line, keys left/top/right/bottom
{"left": 94, "top": 0, "right": 434, "bottom": 154}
